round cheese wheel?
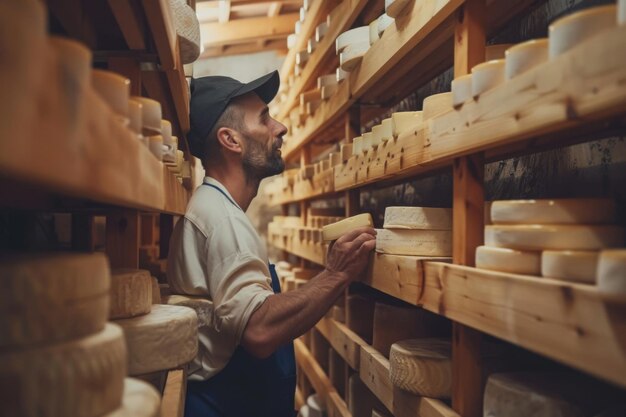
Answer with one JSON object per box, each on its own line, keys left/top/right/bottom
{"left": 620, "top": 0, "right": 626, "bottom": 24}
{"left": 389, "top": 339, "right": 452, "bottom": 398}
{"left": 0, "top": 253, "right": 110, "bottom": 348}
{"left": 490, "top": 198, "right": 616, "bottom": 224}
{"left": 485, "top": 225, "right": 624, "bottom": 251}
{"left": 597, "top": 250, "right": 626, "bottom": 295}
{"left": 340, "top": 41, "right": 370, "bottom": 72}
{"left": 110, "top": 269, "right": 153, "bottom": 319}
{"left": 102, "top": 378, "right": 161, "bottom": 417}
{"left": 336, "top": 26, "right": 370, "bottom": 54}
{"left": 148, "top": 135, "right": 164, "bottom": 160}
{"left": 128, "top": 99, "right": 143, "bottom": 135}
{"left": 0, "top": 323, "right": 126, "bottom": 417}
{"left": 549, "top": 5, "right": 617, "bottom": 58}
{"left": 475, "top": 245, "right": 541, "bottom": 275}
{"left": 541, "top": 250, "right": 598, "bottom": 284}
{"left": 505, "top": 38, "right": 548, "bottom": 80}
{"left": 115, "top": 304, "right": 198, "bottom": 375}
{"left": 472, "top": 59, "right": 505, "bottom": 97}
{"left": 164, "top": 294, "right": 213, "bottom": 328}
{"left": 383, "top": 206, "right": 452, "bottom": 230}
{"left": 92, "top": 69, "right": 130, "bottom": 118}
{"left": 169, "top": 0, "right": 201, "bottom": 64}
{"left": 423, "top": 92, "right": 452, "bottom": 120}
{"left": 132, "top": 97, "right": 162, "bottom": 135}
{"left": 451, "top": 73, "right": 473, "bottom": 107}
{"left": 376, "top": 228, "right": 452, "bottom": 256}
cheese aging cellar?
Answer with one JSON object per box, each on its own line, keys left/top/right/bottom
{"left": 1, "top": 0, "right": 626, "bottom": 416}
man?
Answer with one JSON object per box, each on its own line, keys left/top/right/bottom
{"left": 167, "top": 70, "right": 376, "bottom": 417}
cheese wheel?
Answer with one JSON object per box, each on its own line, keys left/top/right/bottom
{"left": 322, "top": 213, "right": 373, "bottom": 241}
{"left": 170, "top": 0, "right": 201, "bottom": 64}
{"left": 369, "top": 19, "right": 380, "bottom": 45}
{"left": 391, "top": 111, "right": 422, "bottom": 137}
{"left": 490, "top": 198, "right": 616, "bottom": 224}
{"left": 103, "top": 378, "right": 161, "bottom": 417}
{"left": 128, "top": 98, "right": 143, "bottom": 135}
{"left": 377, "top": 13, "right": 394, "bottom": 36}
{"left": 423, "top": 92, "right": 452, "bottom": 120}
{"left": 161, "top": 119, "right": 173, "bottom": 146}
{"left": 505, "top": 38, "right": 548, "bottom": 80}
{"left": 362, "top": 132, "right": 373, "bottom": 152}
{"left": 110, "top": 269, "right": 153, "bottom": 319}
{"left": 340, "top": 41, "right": 370, "bottom": 72}
{"left": 383, "top": 206, "right": 452, "bottom": 230}
{"left": 451, "top": 73, "right": 472, "bottom": 107}
{"left": 597, "top": 250, "right": 626, "bottom": 294}
{"left": 336, "top": 26, "right": 370, "bottom": 54}
{"left": 336, "top": 67, "right": 349, "bottom": 82}
{"left": 620, "top": 0, "right": 625, "bottom": 24}
{"left": 0, "top": 323, "right": 126, "bottom": 417}
{"left": 92, "top": 69, "right": 130, "bottom": 118}
{"left": 376, "top": 229, "right": 452, "bottom": 256}
{"left": 389, "top": 339, "right": 452, "bottom": 398}
{"left": 115, "top": 304, "right": 198, "bottom": 375}
{"left": 472, "top": 59, "right": 505, "bottom": 97}
{"left": 485, "top": 225, "right": 624, "bottom": 251}
{"left": 385, "top": 0, "right": 412, "bottom": 18}
{"left": 0, "top": 253, "right": 110, "bottom": 348}
{"left": 549, "top": 5, "right": 617, "bottom": 58}
{"left": 151, "top": 277, "right": 161, "bottom": 304}
{"left": 379, "top": 118, "right": 393, "bottom": 142}
{"left": 475, "top": 246, "right": 541, "bottom": 275}
{"left": 541, "top": 250, "right": 598, "bottom": 284}
{"left": 132, "top": 97, "right": 162, "bottom": 135}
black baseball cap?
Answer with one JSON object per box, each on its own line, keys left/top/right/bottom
{"left": 188, "top": 70, "right": 280, "bottom": 160}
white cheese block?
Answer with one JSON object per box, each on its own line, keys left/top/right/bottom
{"left": 336, "top": 26, "right": 370, "bottom": 54}
{"left": 423, "top": 92, "right": 452, "bottom": 120}
{"left": 383, "top": 206, "right": 452, "bottom": 230}
{"left": 485, "top": 225, "right": 624, "bottom": 251}
{"left": 362, "top": 132, "right": 373, "bottom": 152}
{"left": 110, "top": 269, "right": 153, "bottom": 319}
{"left": 353, "top": 136, "right": 363, "bottom": 155}
{"left": 376, "top": 229, "right": 452, "bottom": 256}
{"left": 161, "top": 119, "right": 173, "bottom": 146}
{"left": 371, "top": 125, "right": 383, "bottom": 148}
{"left": 505, "top": 38, "right": 548, "bottom": 80}
{"left": 451, "top": 73, "right": 473, "bottom": 107}
{"left": 92, "top": 69, "right": 130, "bottom": 118}
{"left": 377, "top": 13, "right": 395, "bottom": 36}
{"left": 103, "top": 378, "right": 161, "bottom": 417}
{"left": 287, "top": 34, "right": 297, "bottom": 49}
{"left": 385, "top": 0, "right": 412, "bottom": 18}
{"left": 389, "top": 338, "right": 452, "bottom": 398}
{"left": 391, "top": 111, "right": 422, "bottom": 137}
{"left": 541, "top": 250, "right": 598, "bottom": 284}
{"left": 491, "top": 198, "right": 616, "bottom": 224}
{"left": 340, "top": 41, "right": 370, "bottom": 72}
{"left": 315, "top": 21, "right": 329, "bottom": 42}
{"left": 115, "top": 304, "right": 198, "bottom": 375}
{"left": 322, "top": 213, "right": 373, "bottom": 241}
{"left": 597, "top": 250, "right": 626, "bottom": 294}
{"left": 369, "top": 19, "right": 380, "bottom": 45}
{"left": 169, "top": 0, "right": 201, "bottom": 64}
{"left": 475, "top": 246, "right": 541, "bottom": 275}
{"left": 132, "top": 96, "right": 162, "bottom": 135}
{"left": 379, "top": 118, "right": 393, "bottom": 142}
{"left": 549, "top": 5, "right": 617, "bottom": 58}
{"left": 472, "top": 59, "right": 505, "bottom": 97}
{"left": 0, "top": 253, "right": 110, "bottom": 348}
{"left": 0, "top": 323, "right": 126, "bottom": 417}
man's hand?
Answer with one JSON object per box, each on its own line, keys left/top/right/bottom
{"left": 325, "top": 226, "right": 377, "bottom": 280}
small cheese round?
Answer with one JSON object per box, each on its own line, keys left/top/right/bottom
{"left": 490, "top": 198, "right": 616, "bottom": 224}
{"left": 110, "top": 269, "right": 153, "bottom": 319}
{"left": 423, "top": 92, "right": 452, "bottom": 120}
{"left": 475, "top": 246, "right": 541, "bottom": 275}
{"left": 340, "top": 41, "right": 370, "bottom": 72}
{"left": 336, "top": 26, "right": 370, "bottom": 54}
{"left": 549, "top": 5, "right": 617, "bottom": 58}
{"left": 102, "top": 378, "right": 161, "bottom": 417}
{"left": 376, "top": 228, "right": 452, "bottom": 256}
{"left": 505, "top": 38, "right": 548, "bottom": 80}
{"left": 541, "top": 250, "right": 598, "bottom": 284}
{"left": 451, "top": 74, "right": 473, "bottom": 107}
{"left": 472, "top": 59, "right": 505, "bottom": 97}
{"left": 128, "top": 99, "right": 143, "bottom": 135}
{"left": 597, "top": 250, "right": 626, "bottom": 295}
{"left": 92, "top": 69, "right": 130, "bottom": 117}
{"left": 132, "top": 97, "right": 162, "bottom": 135}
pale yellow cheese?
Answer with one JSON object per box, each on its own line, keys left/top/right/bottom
{"left": 490, "top": 198, "right": 616, "bottom": 224}
{"left": 471, "top": 59, "right": 505, "bottom": 97}
{"left": 92, "top": 69, "right": 130, "bottom": 118}
{"left": 376, "top": 229, "right": 452, "bottom": 256}
{"left": 391, "top": 111, "right": 422, "bottom": 137}
{"left": 451, "top": 73, "right": 473, "bottom": 107}
{"left": 352, "top": 136, "right": 363, "bottom": 155}
{"left": 102, "top": 378, "right": 161, "bottom": 417}
{"left": 0, "top": 323, "right": 126, "bottom": 417}
{"left": 362, "top": 132, "right": 373, "bottom": 152}
{"left": 379, "top": 118, "right": 393, "bottom": 142}
{"left": 383, "top": 206, "right": 452, "bottom": 230}
{"left": 541, "top": 250, "right": 598, "bottom": 284}
{"left": 322, "top": 213, "right": 373, "bottom": 241}
{"left": 110, "top": 269, "right": 152, "bottom": 319}
{"left": 132, "top": 96, "right": 162, "bottom": 135}
{"left": 549, "top": 5, "right": 617, "bottom": 58}
{"left": 485, "top": 225, "right": 624, "bottom": 251}
{"left": 423, "top": 93, "right": 452, "bottom": 120}
{"left": 0, "top": 253, "right": 110, "bottom": 348}
{"left": 505, "top": 38, "right": 548, "bottom": 80}
{"left": 475, "top": 246, "right": 541, "bottom": 275}
{"left": 115, "top": 304, "right": 198, "bottom": 375}
{"left": 336, "top": 26, "right": 370, "bottom": 54}
{"left": 597, "top": 250, "right": 626, "bottom": 294}
{"left": 340, "top": 42, "right": 370, "bottom": 72}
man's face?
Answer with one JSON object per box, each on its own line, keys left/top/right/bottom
{"left": 236, "top": 93, "right": 287, "bottom": 180}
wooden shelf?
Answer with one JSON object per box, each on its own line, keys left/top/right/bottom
{"left": 269, "top": 233, "right": 327, "bottom": 265}
{"left": 161, "top": 369, "right": 186, "bottom": 417}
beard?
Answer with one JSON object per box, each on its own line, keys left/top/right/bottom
{"left": 241, "top": 132, "right": 285, "bottom": 181}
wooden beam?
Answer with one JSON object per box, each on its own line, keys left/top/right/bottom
{"left": 218, "top": 0, "right": 231, "bottom": 23}
{"left": 200, "top": 13, "right": 298, "bottom": 47}
{"left": 106, "top": 209, "right": 140, "bottom": 269}
{"left": 268, "top": 2, "right": 282, "bottom": 17}
{"left": 108, "top": 0, "right": 146, "bottom": 50}
{"left": 161, "top": 369, "right": 187, "bottom": 417}
{"left": 201, "top": 38, "right": 288, "bottom": 58}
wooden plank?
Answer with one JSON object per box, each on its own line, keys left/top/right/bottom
{"left": 201, "top": 39, "right": 287, "bottom": 58}
{"left": 108, "top": 0, "right": 147, "bottom": 50}
{"left": 142, "top": 0, "right": 177, "bottom": 69}
{"left": 106, "top": 209, "right": 140, "bottom": 268}
{"left": 422, "top": 262, "right": 626, "bottom": 389}
{"left": 315, "top": 317, "right": 365, "bottom": 369}
{"left": 200, "top": 13, "right": 299, "bottom": 47}
{"left": 161, "top": 369, "right": 186, "bottom": 417}
{"left": 359, "top": 344, "right": 393, "bottom": 412}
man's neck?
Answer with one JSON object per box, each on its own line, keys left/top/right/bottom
{"left": 205, "top": 164, "right": 259, "bottom": 212}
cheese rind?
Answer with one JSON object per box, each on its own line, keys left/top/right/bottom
{"left": 102, "top": 378, "right": 161, "bottom": 417}
{"left": 475, "top": 246, "right": 541, "bottom": 275}
{"left": 340, "top": 41, "right": 370, "bottom": 72}
{"left": 336, "top": 26, "right": 370, "bottom": 54}
{"left": 490, "top": 198, "right": 616, "bottom": 224}
{"left": 110, "top": 269, "right": 153, "bottom": 319}
{"left": 383, "top": 206, "right": 452, "bottom": 230}
{"left": 471, "top": 59, "right": 505, "bottom": 97}
{"left": 597, "top": 250, "right": 626, "bottom": 294}
{"left": 389, "top": 339, "right": 452, "bottom": 398}
{"left": 376, "top": 229, "right": 452, "bottom": 256}
{"left": 115, "top": 304, "right": 198, "bottom": 375}
{"left": 485, "top": 225, "right": 624, "bottom": 251}
{"left": 0, "top": 253, "right": 110, "bottom": 348}
{"left": 541, "top": 250, "right": 598, "bottom": 284}
{"left": 423, "top": 93, "right": 452, "bottom": 120}
{"left": 0, "top": 323, "right": 126, "bottom": 417}
{"left": 322, "top": 213, "right": 373, "bottom": 241}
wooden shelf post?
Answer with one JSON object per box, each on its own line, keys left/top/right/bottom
{"left": 106, "top": 209, "right": 141, "bottom": 269}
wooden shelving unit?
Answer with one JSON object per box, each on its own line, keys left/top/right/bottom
{"left": 268, "top": 0, "right": 626, "bottom": 416}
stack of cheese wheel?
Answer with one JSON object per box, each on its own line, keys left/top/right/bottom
{"left": 132, "top": 96, "right": 163, "bottom": 161}
{"left": 110, "top": 269, "right": 199, "bottom": 376}
{"left": 376, "top": 206, "right": 453, "bottom": 257}
{"left": 477, "top": 198, "right": 624, "bottom": 284}
{"left": 0, "top": 253, "right": 161, "bottom": 417}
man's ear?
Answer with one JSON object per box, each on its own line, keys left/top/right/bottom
{"left": 216, "top": 127, "right": 243, "bottom": 154}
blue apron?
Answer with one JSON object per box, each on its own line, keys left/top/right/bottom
{"left": 185, "top": 182, "right": 297, "bottom": 417}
